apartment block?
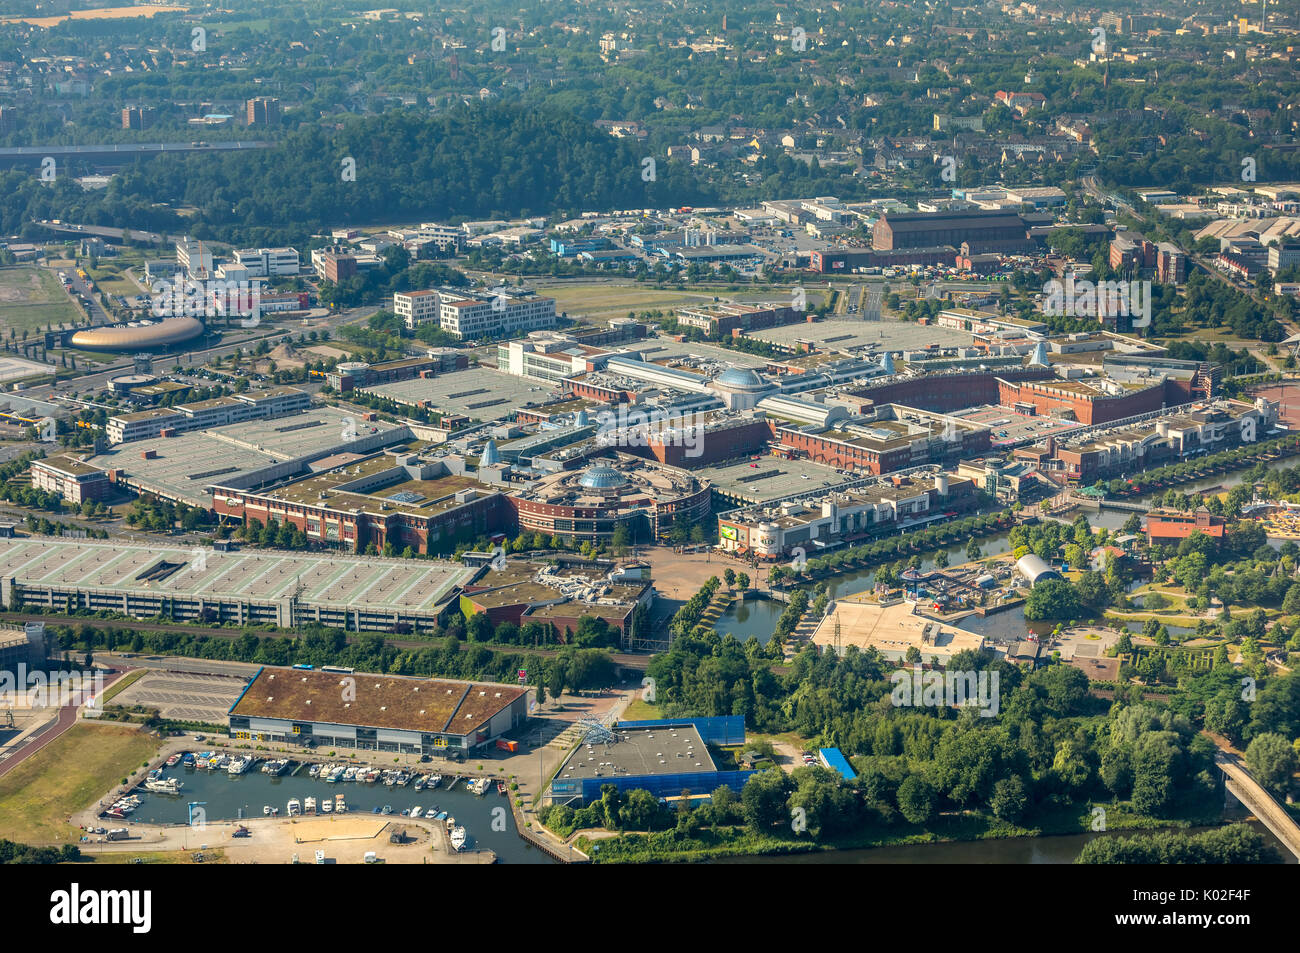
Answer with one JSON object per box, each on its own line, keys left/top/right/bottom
{"left": 233, "top": 247, "right": 300, "bottom": 277}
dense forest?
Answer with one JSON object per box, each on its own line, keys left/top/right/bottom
{"left": 0, "top": 104, "right": 715, "bottom": 245}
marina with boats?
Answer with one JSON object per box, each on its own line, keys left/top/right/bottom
{"left": 99, "top": 751, "right": 544, "bottom": 863}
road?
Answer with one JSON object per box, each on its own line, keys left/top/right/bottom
{"left": 0, "top": 668, "right": 131, "bottom": 779}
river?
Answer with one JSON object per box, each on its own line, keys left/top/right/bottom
{"left": 715, "top": 820, "right": 1294, "bottom": 864}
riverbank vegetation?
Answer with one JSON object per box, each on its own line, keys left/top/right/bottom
{"left": 542, "top": 620, "right": 1291, "bottom": 860}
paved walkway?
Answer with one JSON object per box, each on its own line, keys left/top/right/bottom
{"left": 0, "top": 667, "right": 133, "bottom": 779}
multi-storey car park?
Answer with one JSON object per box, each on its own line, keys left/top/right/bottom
{"left": 0, "top": 538, "right": 473, "bottom": 633}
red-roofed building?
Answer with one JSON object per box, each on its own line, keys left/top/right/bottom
{"left": 1145, "top": 509, "right": 1225, "bottom": 546}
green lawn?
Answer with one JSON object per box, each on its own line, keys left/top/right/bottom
{"left": 87, "top": 264, "right": 145, "bottom": 297}
{"left": 620, "top": 699, "right": 663, "bottom": 720}
{"left": 0, "top": 723, "right": 161, "bottom": 844}
{"left": 0, "top": 266, "right": 81, "bottom": 332}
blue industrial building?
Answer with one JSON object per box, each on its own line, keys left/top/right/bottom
{"left": 547, "top": 716, "right": 756, "bottom": 805}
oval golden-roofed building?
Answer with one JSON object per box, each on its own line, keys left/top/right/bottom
{"left": 69, "top": 316, "right": 205, "bottom": 351}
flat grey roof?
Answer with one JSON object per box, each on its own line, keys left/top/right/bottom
{"left": 87, "top": 408, "right": 409, "bottom": 506}
{"left": 746, "top": 319, "right": 974, "bottom": 352}
{"left": 557, "top": 725, "right": 716, "bottom": 782}
{"left": 0, "top": 538, "right": 472, "bottom": 613}
{"left": 696, "top": 456, "right": 851, "bottom": 504}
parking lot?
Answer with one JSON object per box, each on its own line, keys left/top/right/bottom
{"left": 111, "top": 670, "right": 249, "bottom": 723}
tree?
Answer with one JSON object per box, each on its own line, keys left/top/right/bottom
{"left": 735, "top": 572, "right": 750, "bottom": 594}
{"left": 740, "top": 768, "right": 793, "bottom": 833}
{"left": 966, "top": 539, "right": 982, "bottom": 561}
{"left": 897, "top": 775, "right": 936, "bottom": 825}
{"left": 1024, "top": 579, "right": 1083, "bottom": 621}
{"left": 990, "top": 776, "right": 1028, "bottom": 821}
{"left": 933, "top": 549, "right": 948, "bottom": 569}
{"left": 465, "top": 612, "right": 493, "bottom": 643}
{"left": 1244, "top": 732, "right": 1297, "bottom": 797}
{"left": 723, "top": 568, "right": 736, "bottom": 589}
{"left": 1130, "top": 732, "right": 1185, "bottom": 816}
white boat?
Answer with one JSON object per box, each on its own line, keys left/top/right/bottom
{"left": 263, "top": 805, "right": 271, "bottom": 815}
{"left": 470, "top": 777, "right": 491, "bottom": 796}
{"left": 413, "top": 775, "right": 426, "bottom": 791}
{"left": 410, "top": 806, "right": 422, "bottom": 818}
{"left": 328, "top": 765, "right": 346, "bottom": 783}
{"left": 450, "top": 826, "right": 467, "bottom": 851}
{"left": 308, "top": 763, "right": 321, "bottom": 778}
{"left": 304, "top": 796, "right": 317, "bottom": 814}
{"left": 334, "top": 794, "right": 346, "bottom": 813}
{"left": 320, "top": 799, "right": 333, "bottom": 814}
{"left": 227, "top": 756, "right": 253, "bottom": 775}
{"left": 287, "top": 799, "right": 301, "bottom": 816}
{"left": 343, "top": 766, "right": 358, "bottom": 782}
{"left": 428, "top": 774, "right": 442, "bottom": 789}
{"left": 144, "top": 777, "right": 182, "bottom": 794}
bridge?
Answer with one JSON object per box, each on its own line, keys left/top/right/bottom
{"left": 0, "top": 140, "right": 271, "bottom": 170}
{"left": 1217, "top": 749, "right": 1300, "bottom": 861}
{"left": 1069, "top": 494, "right": 1148, "bottom": 514}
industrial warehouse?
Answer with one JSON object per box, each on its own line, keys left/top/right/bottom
{"left": 227, "top": 666, "right": 529, "bottom": 753}
{"left": 547, "top": 716, "right": 755, "bottom": 805}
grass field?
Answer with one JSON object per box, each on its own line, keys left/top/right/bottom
{"left": 543, "top": 281, "right": 828, "bottom": 325}
{"left": 77, "top": 848, "right": 228, "bottom": 864}
{"left": 0, "top": 723, "right": 160, "bottom": 844}
{"left": 100, "top": 670, "right": 147, "bottom": 705}
{"left": 0, "top": 266, "right": 81, "bottom": 333}
{"left": 619, "top": 699, "right": 663, "bottom": 721}
{"left": 88, "top": 264, "right": 145, "bottom": 297}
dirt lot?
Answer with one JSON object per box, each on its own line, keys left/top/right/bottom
{"left": 76, "top": 815, "right": 492, "bottom": 865}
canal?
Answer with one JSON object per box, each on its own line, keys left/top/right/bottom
{"left": 125, "top": 760, "right": 555, "bottom": 863}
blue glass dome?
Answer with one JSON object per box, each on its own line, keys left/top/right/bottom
{"left": 714, "top": 367, "right": 767, "bottom": 389}
{"left": 579, "top": 466, "right": 628, "bottom": 490}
